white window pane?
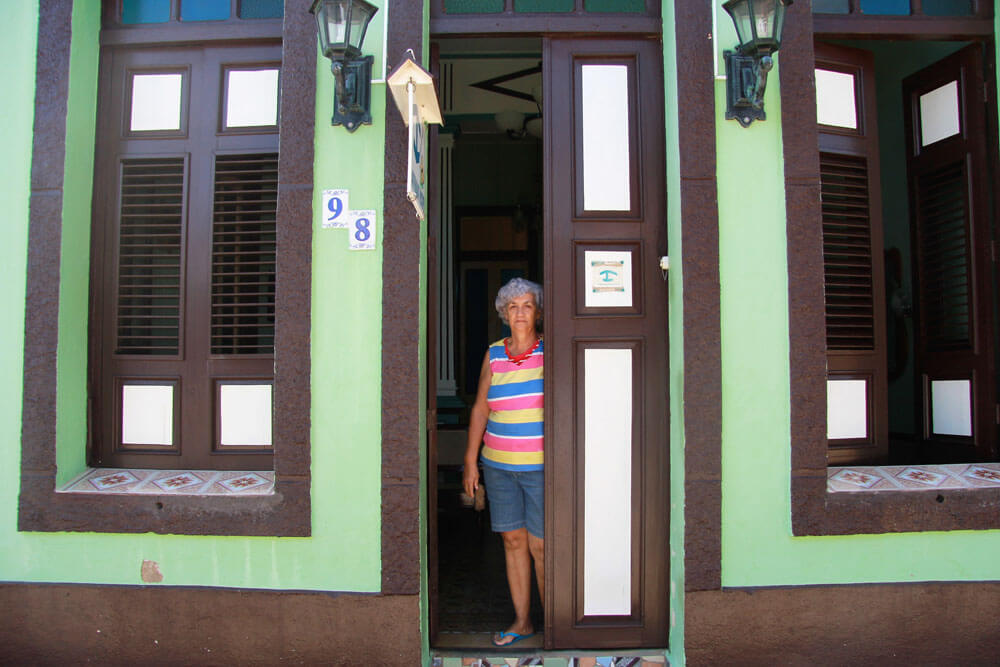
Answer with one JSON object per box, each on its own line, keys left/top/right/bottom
{"left": 583, "top": 347, "right": 632, "bottom": 616}
{"left": 122, "top": 384, "right": 173, "bottom": 445}
{"left": 931, "top": 379, "right": 972, "bottom": 437}
{"left": 226, "top": 68, "right": 279, "bottom": 128}
{"left": 920, "top": 80, "right": 960, "bottom": 147}
{"left": 827, "top": 379, "right": 867, "bottom": 439}
{"left": 220, "top": 384, "right": 273, "bottom": 446}
{"left": 130, "top": 73, "right": 182, "bottom": 132}
{"left": 815, "top": 69, "right": 858, "bottom": 129}
{"left": 582, "top": 65, "right": 631, "bottom": 211}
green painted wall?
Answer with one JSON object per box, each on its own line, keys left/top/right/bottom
{"left": 0, "top": 2, "right": 37, "bottom": 584}
{"left": 715, "top": 15, "right": 1000, "bottom": 589}
{"left": 0, "top": 2, "right": 392, "bottom": 594}
{"left": 661, "top": 0, "right": 686, "bottom": 663}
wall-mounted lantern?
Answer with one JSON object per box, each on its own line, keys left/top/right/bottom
{"left": 723, "top": 0, "right": 792, "bottom": 128}
{"left": 310, "top": 0, "right": 379, "bottom": 132}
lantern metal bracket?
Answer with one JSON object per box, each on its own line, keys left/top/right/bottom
{"left": 331, "top": 55, "right": 374, "bottom": 132}
{"left": 724, "top": 50, "right": 772, "bottom": 128}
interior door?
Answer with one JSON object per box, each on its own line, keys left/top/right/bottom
{"left": 904, "top": 44, "right": 998, "bottom": 461}
{"left": 544, "top": 37, "right": 669, "bottom": 649}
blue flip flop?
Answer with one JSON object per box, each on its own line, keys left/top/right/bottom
{"left": 492, "top": 630, "right": 534, "bottom": 647}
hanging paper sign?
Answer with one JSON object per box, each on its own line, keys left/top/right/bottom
{"left": 585, "top": 250, "right": 633, "bottom": 307}
{"left": 406, "top": 100, "right": 428, "bottom": 220}
{"left": 348, "top": 210, "right": 377, "bottom": 250}
{"left": 321, "top": 189, "right": 349, "bottom": 228}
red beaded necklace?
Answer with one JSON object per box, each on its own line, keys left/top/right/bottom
{"left": 504, "top": 336, "right": 541, "bottom": 366}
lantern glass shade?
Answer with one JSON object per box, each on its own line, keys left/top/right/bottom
{"left": 723, "top": 0, "right": 791, "bottom": 55}
{"left": 311, "top": 0, "right": 378, "bottom": 60}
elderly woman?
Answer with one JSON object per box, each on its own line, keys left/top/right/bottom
{"left": 463, "top": 277, "right": 544, "bottom": 647}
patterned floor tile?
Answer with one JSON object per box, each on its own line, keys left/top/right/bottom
{"left": 961, "top": 464, "right": 1000, "bottom": 486}
{"left": 828, "top": 467, "right": 890, "bottom": 491}
{"left": 828, "top": 462, "right": 1000, "bottom": 493}
{"left": 88, "top": 469, "right": 142, "bottom": 491}
{"left": 58, "top": 468, "right": 274, "bottom": 496}
{"left": 219, "top": 472, "right": 272, "bottom": 493}
{"left": 151, "top": 471, "right": 207, "bottom": 493}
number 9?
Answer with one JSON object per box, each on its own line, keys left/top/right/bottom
{"left": 327, "top": 196, "right": 343, "bottom": 220}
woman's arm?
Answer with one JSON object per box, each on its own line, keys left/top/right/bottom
{"left": 463, "top": 351, "right": 492, "bottom": 497}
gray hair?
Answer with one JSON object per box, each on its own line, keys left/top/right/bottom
{"left": 495, "top": 277, "right": 543, "bottom": 325}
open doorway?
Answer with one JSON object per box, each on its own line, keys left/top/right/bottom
{"left": 429, "top": 37, "right": 545, "bottom": 646}
{"left": 428, "top": 34, "right": 669, "bottom": 651}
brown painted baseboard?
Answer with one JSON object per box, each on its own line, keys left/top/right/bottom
{"left": 686, "top": 582, "right": 1000, "bottom": 666}
{"left": 0, "top": 584, "right": 420, "bottom": 666}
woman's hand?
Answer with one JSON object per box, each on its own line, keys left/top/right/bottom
{"left": 463, "top": 351, "right": 491, "bottom": 499}
{"left": 462, "top": 459, "right": 480, "bottom": 498}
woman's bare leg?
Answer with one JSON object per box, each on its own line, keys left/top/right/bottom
{"left": 528, "top": 534, "right": 544, "bottom": 606}
{"left": 496, "top": 527, "right": 534, "bottom": 644}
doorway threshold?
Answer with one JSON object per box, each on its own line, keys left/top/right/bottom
{"left": 431, "top": 635, "right": 669, "bottom": 666}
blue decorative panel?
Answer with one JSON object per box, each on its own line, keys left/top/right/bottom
{"left": 923, "top": 0, "right": 973, "bottom": 15}
{"left": 181, "top": 0, "right": 230, "bottom": 21}
{"left": 859, "top": 0, "right": 910, "bottom": 15}
{"left": 585, "top": 0, "right": 645, "bottom": 12}
{"left": 515, "top": 0, "right": 574, "bottom": 11}
{"left": 240, "top": 0, "right": 284, "bottom": 18}
{"left": 445, "top": 0, "right": 505, "bottom": 13}
{"left": 122, "top": 0, "right": 170, "bottom": 23}
{"left": 812, "top": 0, "right": 849, "bottom": 13}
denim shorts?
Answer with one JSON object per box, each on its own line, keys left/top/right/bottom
{"left": 482, "top": 466, "right": 544, "bottom": 539}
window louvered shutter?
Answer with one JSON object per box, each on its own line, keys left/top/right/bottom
{"left": 914, "top": 160, "right": 972, "bottom": 352}
{"left": 211, "top": 153, "right": 277, "bottom": 355}
{"left": 821, "top": 152, "right": 876, "bottom": 351}
{"left": 115, "top": 157, "right": 185, "bottom": 355}
{"left": 815, "top": 42, "right": 889, "bottom": 465}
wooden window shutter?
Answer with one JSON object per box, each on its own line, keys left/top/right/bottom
{"left": 913, "top": 159, "right": 972, "bottom": 352}
{"left": 821, "top": 151, "right": 876, "bottom": 351}
{"left": 115, "top": 157, "right": 186, "bottom": 355}
{"left": 815, "top": 41, "right": 889, "bottom": 465}
{"left": 211, "top": 152, "right": 278, "bottom": 355}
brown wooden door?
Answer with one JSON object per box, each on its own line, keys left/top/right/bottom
{"left": 543, "top": 37, "right": 669, "bottom": 649}
{"left": 904, "top": 44, "right": 997, "bottom": 461}
{"left": 815, "top": 42, "right": 890, "bottom": 465}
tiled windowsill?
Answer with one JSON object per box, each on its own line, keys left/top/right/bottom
{"left": 58, "top": 468, "right": 275, "bottom": 496}
{"left": 828, "top": 462, "right": 1000, "bottom": 493}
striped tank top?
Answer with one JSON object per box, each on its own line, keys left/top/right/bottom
{"left": 480, "top": 337, "right": 544, "bottom": 471}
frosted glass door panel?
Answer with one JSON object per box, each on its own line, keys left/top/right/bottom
{"left": 121, "top": 384, "right": 174, "bottom": 445}
{"left": 931, "top": 379, "right": 972, "bottom": 436}
{"left": 219, "top": 383, "right": 273, "bottom": 446}
{"left": 583, "top": 347, "right": 632, "bottom": 616}
{"left": 581, "top": 65, "right": 631, "bottom": 211}
{"left": 827, "top": 379, "right": 868, "bottom": 439}
{"left": 920, "top": 80, "right": 960, "bottom": 147}
{"left": 130, "top": 73, "right": 183, "bottom": 131}
{"left": 815, "top": 69, "right": 857, "bottom": 129}
{"left": 225, "top": 68, "right": 279, "bottom": 128}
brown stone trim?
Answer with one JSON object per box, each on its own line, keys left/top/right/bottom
{"left": 0, "top": 583, "right": 421, "bottom": 665}
{"left": 381, "top": 2, "right": 423, "bottom": 595}
{"left": 18, "top": 0, "right": 315, "bottom": 536}
{"left": 686, "top": 581, "right": 1000, "bottom": 665}
{"left": 783, "top": 1, "right": 1000, "bottom": 534}
{"left": 675, "top": 0, "right": 722, "bottom": 592}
